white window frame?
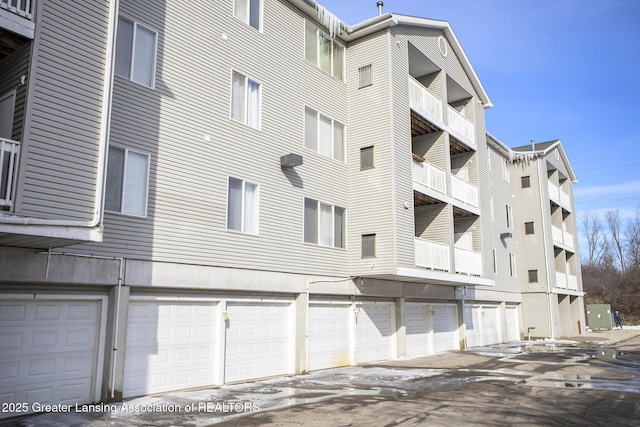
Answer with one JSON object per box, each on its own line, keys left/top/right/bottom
{"left": 509, "top": 253, "right": 517, "bottom": 278}
{"left": 230, "top": 70, "right": 262, "bottom": 129}
{"left": 226, "top": 176, "right": 260, "bottom": 235}
{"left": 115, "top": 16, "right": 158, "bottom": 89}
{"left": 303, "top": 197, "right": 346, "bottom": 249}
{"left": 233, "top": 0, "right": 262, "bottom": 31}
{"left": 304, "top": 106, "right": 345, "bottom": 162}
{"left": 304, "top": 21, "right": 345, "bottom": 81}
{"left": 506, "top": 205, "right": 513, "bottom": 229}
{"left": 492, "top": 249, "right": 497, "bottom": 274}
{"left": 489, "top": 196, "right": 494, "bottom": 222}
{"left": 502, "top": 158, "right": 511, "bottom": 182}
{"left": 105, "top": 146, "right": 150, "bottom": 217}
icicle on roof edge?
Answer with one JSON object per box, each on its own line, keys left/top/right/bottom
{"left": 315, "top": 3, "right": 347, "bottom": 38}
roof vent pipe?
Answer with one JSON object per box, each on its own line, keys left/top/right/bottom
{"left": 377, "top": 1, "right": 384, "bottom": 15}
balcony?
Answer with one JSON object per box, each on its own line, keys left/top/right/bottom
{"left": 408, "top": 76, "right": 443, "bottom": 123}
{"left": 415, "top": 238, "right": 450, "bottom": 271}
{"left": 555, "top": 271, "right": 567, "bottom": 289}
{"left": 412, "top": 158, "right": 446, "bottom": 194}
{"left": 454, "top": 247, "right": 481, "bottom": 276}
{"left": 0, "top": 137, "right": 19, "bottom": 207}
{"left": 451, "top": 175, "right": 478, "bottom": 207}
{"left": 559, "top": 189, "right": 570, "bottom": 207}
{"left": 1, "top": 0, "right": 35, "bottom": 40}
{"left": 552, "top": 225, "right": 563, "bottom": 244}
{"left": 567, "top": 275, "right": 578, "bottom": 291}
{"left": 447, "top": 106, "right": 475, "bottom": 147}
{"left": 563, "top": 230, "right": 573, "bottom": 249}
{"left": 548, "top": 181, "right": 559, "bottom": 202}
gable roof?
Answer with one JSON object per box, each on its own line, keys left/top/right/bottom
{"left": 288, "top": 1, "right": 492, "bottom": 108}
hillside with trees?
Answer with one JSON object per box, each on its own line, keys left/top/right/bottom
{"left": 581, "top": 209, "right": 640, "bottom": 325}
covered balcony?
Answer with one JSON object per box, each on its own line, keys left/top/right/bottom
{"left": 451, "top": 174, "right": 478, "bottom": 208}
{"left": 411, "top": 154, "right": 446, "bottom": 195}
{"left": 415, "top": 237, "right": 449, "bottom": 271}
{"left": 454, "top": 247, "right": 482, "bottom": 276}
{"left": 409, "top": 76, "right": 443, "bottom": 125}
{"left": 1, "top": 0, "right": 35, "bottom": 56}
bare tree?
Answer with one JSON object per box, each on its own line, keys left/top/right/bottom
{"left": 606, "top": 210, "right": 626, "bottom": 272}
{"left": 626, "top": 209, "right": 640, "bottom": 269}
{"left": 582, "top": 211, "right": 608, "bottom": 266}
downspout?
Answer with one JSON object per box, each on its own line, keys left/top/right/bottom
{"left": 0, "top": 0, "right": 117, "bottom": 229}
{"left": 537, "top": 159, "right": 555, "bottom": 339}
{"left": 111, "top": 256, "right": 125, "bottom": 399}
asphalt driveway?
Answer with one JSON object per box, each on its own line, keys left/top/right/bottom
{"left": 3, "top": 329, "right": 640, "bottom": 426}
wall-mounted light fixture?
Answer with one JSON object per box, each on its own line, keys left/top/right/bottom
{"left": 280, "top": 153, "right": 303, "bottom": 168}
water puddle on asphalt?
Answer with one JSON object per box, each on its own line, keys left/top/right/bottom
{"left": 525, "top": 372, "right": 640, "bottom": 393}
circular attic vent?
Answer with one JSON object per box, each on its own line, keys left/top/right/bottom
{"left": 438, "top": 36, "right": 448, "bottom": 57}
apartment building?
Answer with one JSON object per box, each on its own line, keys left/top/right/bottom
{"left": 0, "top": 0, "right": 585, "bottom": 415}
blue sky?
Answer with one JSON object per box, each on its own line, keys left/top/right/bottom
{"left": 316, "top": 0, "right": 640, "bottom": 249}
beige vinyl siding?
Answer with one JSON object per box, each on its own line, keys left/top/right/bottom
{"left": 415, "top": 204, "right": 449, "bottom": 243}
{"left": 487, "top": 144, "right": 520, "bottom": 292}
{"left": 67, "top": 0, "right": 350, "bottom": 277}
{"left": 0, "top": 43, "right": 30, "bottom": 142}
{"left": 412, "top": 133, "right": 446, "bottom": 170}
{"left": 521, "top": 293, "right": 551, "bottom": 337}
{"left": 346, "top": 29, "right": 396, "bottom": 276}
{"left": 18, "top": 0, "right": 110, "bottom": 220}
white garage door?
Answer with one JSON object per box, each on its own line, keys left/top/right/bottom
{"left": 308, "top": 303, "right": 352, "bottom": 371}
{"left": 464, "top": 305, "right": 483, "bottom": 348}
{"left": 0, "top": 298, "right": 103, "bottom": 418}
{"left": 432, "top": 304, "right": 459, "bottom": 353}
{"left": 405, "top": 304, "right": 431, "bottom": 357}
{"left": 505, "top": 306, "right": 520, "bottom": 342}
{"left": 225, "top": 302, "right": 292, "bottom": 383}
{"left": 356, "top": 304, "right": 394, "bottom": 363}
{"left": 483, "top": 305, "right": 501, "bottom": 345}
{"left": 123, "top": 299, "right": 218, "bottom": 398}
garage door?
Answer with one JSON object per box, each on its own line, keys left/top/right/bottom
{"left": 505, "top": 306, "right": 520, "bottom": 342}
{"left": 224, "top": 302, "right": 292, "bottom": 383}
{"left": 123, "top": 299, "right": 218, "bottom": 398}
{"left": 308, "top": 302, "right": 352, "bottom": 371}
{"left": 356, "top": 304, "right": 394, "bottom": 363}
{"left": 432, "top": 304, "right": 459, "bottom": 353}
{"left": 483, "top": 305, "right": 501, "bottom": 345}
{"left": 405, "top": 303, "right": 431, "bottom": 357}
{"left": 0, "top": 297, "right": 104, "bottom": 418}
{"left": 464, "top": 305, "right": 483, "bottom": 348}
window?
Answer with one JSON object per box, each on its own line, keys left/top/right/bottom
{"left": 492, "top": 249, "right": 497, "bottom": 274}
{"left": 487, "top": 146, "right": 491, "bottom": 170}
{"left": 227, "top": 177, "right": 259, "bottom": 234}
{"left": 502, "top": 159, "right": 510, "bottom": 182}
{"left": 506, "top": 205, "right": 513, "bottom": 229}
{"left": 115, "top": 17, "right": 157, "bottom": 88}
{"left": 361, "top": 234, "right": 376, "bottom": 258}
{"left": 305, "top": 106, "right": 345, "bottom": 161}
{"left": 528, "top": 270, "right": 538, "bottom": 283}
{"left": 358, "top": 64, "right": 372, "bottom": 88}
{"left": 490, "top": 197, "right": 494, "bottom": 222}
{"left": 360, "top": 146, "right": 374, "bottom": 170}
{"left": 304, "top": 198, "right": 345, "bottom": 248}
{"left": 509, "top": 253, "right": 517, "bottom": 277}
{"left": 234, "top": 0, "right": 261, "bottom": 30}
{"left": 231, "top": 71, "right": 261, "bottom": 129}
{"left": 105, "top": 146, "right": 149, "bottom": 217}
{"left": 525, "top": 221, "right": 534, "bottom": 235}
{"left": 521, "top": 175, "right": 531, "bottom": 188}
{"left": 305, "top": 22, "right": 344, "bottom": 80}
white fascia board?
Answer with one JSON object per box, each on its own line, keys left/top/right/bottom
{"left": 545, "top": 141, "right": 578, "bottom": 183}
{"left": 486, "top": 132, "right": 512, "bottom": 159}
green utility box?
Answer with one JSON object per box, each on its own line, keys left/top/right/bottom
{"left": 586, "top": 304, "right": 614, "bottom": 330}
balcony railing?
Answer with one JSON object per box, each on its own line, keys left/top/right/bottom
{"left": 552, "top": 225, "right": 563, "bottom": 244}
{"left": 1, "top": 0, "right": 33, "bottom": 19}
{"left": 556, "top": 271, "right": 567, "bottom": 288}
{"left": 412, "top": 159, "right": 446, "bottom": 194}
{"left": 567, "top": 275, "right": 578, "bottom": 291}
{"left": 563, "top": 231, "right": 573, "bottom": 248}
{"left": 415, "top": 238, "right": 450, "bottom": 271}
{"left": 548, "top": 181, "right": 559, "bottom": 201}
{"left": 454, "top": 247, "right": 482, "bottom": 276}
{"left": 451, "top": 175, "right": 478, "bottom": 207}
{"left": 408, "top": 76, "right": 443, "bottom": 122}
{"left": 447, "top": 106, "right": 475, "bottom": 147}
{"left": 1, "top": 137, "right": 20, "bottom": 207}
{"left": 559, "top": 189, "right": 570, "bottom": 207}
